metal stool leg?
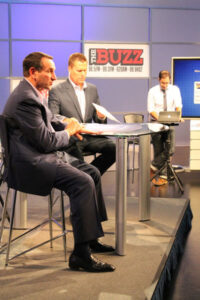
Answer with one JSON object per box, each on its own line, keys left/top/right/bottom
{"left": 48, "top": 193, "right": 53, "bottom": 248}
{"left": 60, "top": 191, "right": 67, "bottom": 262}
{"left": 132, "top": 143, "right": 135, "bottom": 183}
{"left": 5, "top": 190, "right": 17, "bottom": 266}
{"left": 0, "top": 187, "right": 10, "bottom": 244}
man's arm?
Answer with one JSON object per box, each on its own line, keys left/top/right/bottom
{"left": 48, "top": 88, "right": 61, "bottom": 115}
{"left": 15, "top": 99, "right": 70, "bottom": 153}
{"left": 147, "top": 88, "right": 158, "bottom": 120}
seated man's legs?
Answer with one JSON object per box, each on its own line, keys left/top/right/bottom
{"left": 167, "top": 127, "right": 175, "bottom": 157}
{"left": 152, "top": 128, "right": 175, "bottom": 180}
{"left": 53, "top": 161, "right": 115, "bottom": 272}
{"left": 70, "top": 159, "right": 107, "bottom": 222}
{"left": 82, "top": 136, "right": 116, "bottom": 175}
{"left": 151, "top": 132, "right": 167, "bottom": 170}
{"left": 65, "top": 136, "right": 116, "bottom": 175}
{"left": 53, "top": 162, "right": 104, "bottom": 243}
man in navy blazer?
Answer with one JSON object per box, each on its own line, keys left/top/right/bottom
{"left": 48, "top": 52, "right": 116, "bottom": 175}
{"left": 3, "top": 52, "right": 115, "bottom": 272}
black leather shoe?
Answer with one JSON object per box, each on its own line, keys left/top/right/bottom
{"left": 69, "top": 253, "right": 115, "bottom": 272}
{"left": 90, "top": 240, "right": 115, "bottom": 253}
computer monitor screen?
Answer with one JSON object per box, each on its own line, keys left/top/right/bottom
{"left": 172, "top": 57, "right": 200, "bottom": 119}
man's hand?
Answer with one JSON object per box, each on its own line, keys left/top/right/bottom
{"left": 65, "top": 118, "right": 84, "bottom": 140}
{"left": 96, "top": 110, "right": 106, "bottom": 120}
{"left": 65, "top": 118, "right": 101, "bottom": 140}
{"left": 151, "top": 111, "right": 159, "bottom": 121}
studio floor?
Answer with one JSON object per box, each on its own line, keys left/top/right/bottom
{"left": 0, "top": 159, "right": 198, "bottom": 300}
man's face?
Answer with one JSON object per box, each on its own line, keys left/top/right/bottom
{"left": 159, "top": 76, "right": 170, "bottom": 91}
{"left": 34, "top": 57, "right": 56, "bottom": 91}
{"left": 68, "top": 59, "right": 87, "bottom": 87}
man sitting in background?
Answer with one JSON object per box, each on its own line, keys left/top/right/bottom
{"left": 48, "top": 52, "right": 116, "bottom": 176}
{"left": 147, "top": 70, "right": 182, "bottom": 185}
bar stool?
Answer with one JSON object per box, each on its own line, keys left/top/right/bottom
{"left": 0, "top": 115, "right": 67, "bottom": 266}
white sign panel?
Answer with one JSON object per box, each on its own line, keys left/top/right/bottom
{"left": 194, "top": 81, "right": 200, "bottom": 104}
{"left": 84, "top": 43, "right": 149, "bottom": 78}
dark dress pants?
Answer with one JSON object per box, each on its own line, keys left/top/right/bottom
{"left": 66, "top": 135, "right": 116, "bottom": 175}
{"left": 152, "top": 127, "right": 175, "bottom": 170}
{"left": 53, "top": 159, "right": 106, "bottom": 244}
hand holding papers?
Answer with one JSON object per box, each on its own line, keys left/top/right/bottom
{"left": 92, "top": 103, "right": 121, "bottom": 123}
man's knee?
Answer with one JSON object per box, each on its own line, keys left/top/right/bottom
{"left": 87, "top": 164, "right": 101, "bottom": 184}
{"left": 106, "top": 140, "right": 116, "bottom": 155}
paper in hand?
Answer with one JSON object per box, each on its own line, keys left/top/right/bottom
{"left": 92, "top": 103, "right": 121, "bottom": 123}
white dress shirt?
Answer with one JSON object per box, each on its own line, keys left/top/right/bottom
{"left": 147, "top": 84, "right": 182, "bottom": 114}
{"left": 69, "top": 77, "right": 87, "bottom": 120}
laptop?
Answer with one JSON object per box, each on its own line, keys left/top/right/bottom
{"left": 157, "top": 111, "right": 181, "bottom": 123}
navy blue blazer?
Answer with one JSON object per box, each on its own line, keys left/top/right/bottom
{"left": 3, "top": 79, "right": 70, "bottom": 196}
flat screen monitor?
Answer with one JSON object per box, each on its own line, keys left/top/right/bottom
{"left": 172, "top": 57, "right": 200, "bottom": 119}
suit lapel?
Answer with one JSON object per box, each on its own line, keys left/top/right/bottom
{"left": 84, "top": 87, "right": 90, "bottom": 122}
{"left": 66, "top": 79, "right": 83, "bottom": 122}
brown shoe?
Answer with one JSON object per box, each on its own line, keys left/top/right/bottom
{"left": 152, "top": 177, "right": 168, "bottom": 186}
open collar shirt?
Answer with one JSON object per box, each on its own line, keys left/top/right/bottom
{"left": 69, "top": 76, "right": 87, "bottom": 120}
{"left": 147, "top": 84, "right": 182, "bottom": 114}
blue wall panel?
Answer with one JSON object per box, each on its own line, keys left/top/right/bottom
{"left": 152, "top": 9, "right": 200, "bottom": 42}
{"left": 11, "top": 4, "right": 82, "bottom": 40}
{"left": 84, "top": 6, "right": 149, "bottom": 42}
{"left": 0, "top": 3, "right": 9, "bottom": 39}
{"left": 89, "top": 78, "right": 149, "bottom": 117}
{"left": 0, "top": 41, "right": 9, "bottom": 77}
{"left": 151, "top": 44, "right": 200, "bottom": 77}
{"left": 12, "top": 41, "right": 81, "bottom": 77}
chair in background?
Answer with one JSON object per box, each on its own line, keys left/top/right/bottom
{"left": 123, "top": 113, "right": 144, "bottom": 182}
{"left": 0, "top": 115, "right": 67, "bottom": 266}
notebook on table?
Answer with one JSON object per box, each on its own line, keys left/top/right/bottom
{"left": 157, "top": 111, "right": 181, "bottom": 123}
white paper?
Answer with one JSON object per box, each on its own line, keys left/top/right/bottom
{"left": 92, "top": 103, "right": 121, "bottom": 123}
{"left": 148, "top": 123, "right": 168, "bottom": 132}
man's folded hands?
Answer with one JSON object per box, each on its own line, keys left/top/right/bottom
{"left": 65, "top": 117, "right": 101, "bottom": 140}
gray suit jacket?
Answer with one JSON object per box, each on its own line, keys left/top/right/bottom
{"left": 3, "top": 79, "right": 72, "bottom": 196}
{"left": 48, "top": 78, "right": 107, "bottom": 124}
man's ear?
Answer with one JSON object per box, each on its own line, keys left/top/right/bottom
{"left": 29, "top": 67, "right": 37, "bottom": 80}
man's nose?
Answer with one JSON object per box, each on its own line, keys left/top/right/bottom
{"left": 52, "top": 72, "right": 57, "bottom": 80}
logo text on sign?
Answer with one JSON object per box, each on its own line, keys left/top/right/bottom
{"left": 89, "top": 49, "right": 143, "bottom": 66}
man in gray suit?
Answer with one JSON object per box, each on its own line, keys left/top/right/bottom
{"left": 3, "top": 52, "right": 115, "bottom": 272}
{"left": 48, "top": 53, "right": 116, "bottom": 175}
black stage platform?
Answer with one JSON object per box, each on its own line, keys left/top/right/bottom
{"left": 0, "top": 177, "right": 192, "bottom": 300}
